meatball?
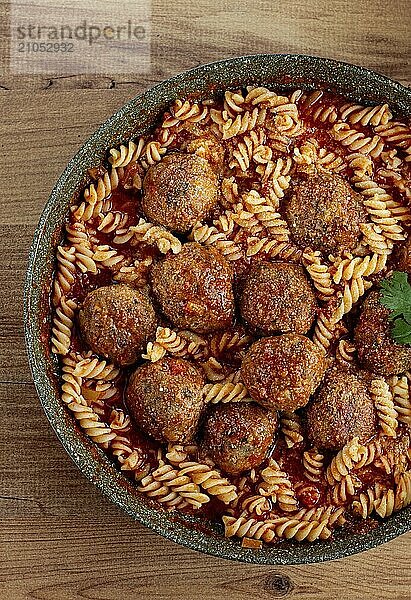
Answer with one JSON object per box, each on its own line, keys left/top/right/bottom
{"left": 186, "top": 136, "right": 225, "bottom": 173}
{"left": 240, "top": 261, "right": 317, "bottom": 335}
{"left": 142, "top": 152, "right": 218, "bottom": 233}
{"left": 241, "top": 334, "right": 327, "bottom": 411}
{"left": 151, "top": 242, "right": 234, "bottom": 333}
{"left": 283, "top": 172, "right": 367, "bottom": 255}
{"left": 126, "top": 357, "right": 205, "bottom": 443}
{"left": 305, "top": 368, "right": 377, "bottom": 450}
{"left": 354, "top": 290, "right": 411, "bottom": 375}
{"left": 202, "top": 403, "right": 278, "bottom": 475}
{"left": 394, "top": 236, "right": 411, "bottom": 273}
{"left": 79, "top": 284, "right": 157, "bottom": 366}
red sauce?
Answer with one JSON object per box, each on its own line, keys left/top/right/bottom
{"left": 51, "top": 86, "right": 411, "bottom": 543}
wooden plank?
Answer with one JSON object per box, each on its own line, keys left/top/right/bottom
{"left": 0, "top": 0, "right": 410, "bottom": 90}
{"left": 1, "top": 382, "right": 411, "bottom": 600}
{"left": 0, "top": 0, "right": 410, "bottom": 596}
{"left": 0, "top": 89, "right": 144, "bottom": 226}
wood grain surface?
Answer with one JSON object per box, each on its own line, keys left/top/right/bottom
{"left": 0, "top": 0, "right": 410, "bottom": 598}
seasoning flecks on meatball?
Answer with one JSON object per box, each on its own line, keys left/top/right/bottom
{"left": 240, "top": 261, "right": 318, "bottom": 335}
{"left": 283, "top": 172, "right": 367, "bottom": 255}
{"left": 241, "top": 334, "right": 327, "bottom": 412}
{"left": 78, "top": 284, "right": 157, "bottom": 366}
{"left": 126, "top": 357, "right": 205, "bottom": 443}
{"left": 354, "top": 290, "right": 411, "bottom": 375}
{"left": 202, "top": 402, "right": 278, "bottom": 475}
{"left": 151, "top": 242, "right": 235, "bottom": 333}
{"left": 394, "top": 238, "right": 411, "bottom": 273}
{"left": 305, "top": 368, "right": 377, "bottom": 451}
{"left": 142, "top": 152, "right": 218, "bottom": 233}
{"left": 186, "top": 136, "right": 225, "bottom": 173}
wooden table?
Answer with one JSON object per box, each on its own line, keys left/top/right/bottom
{"left": 1, "top": 0, "right": 410, "bottom": 598}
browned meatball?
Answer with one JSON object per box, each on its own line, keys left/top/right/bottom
{"left": 151, "top": 242, "right": 234, "bottom": 333}
{"left": 354, "top": 290, "right": 411, "bottom": 375}
{"left": 240, "top": 262, "right": 317, "bottom": 335}
{"left": 283, "top": 172, "right": 367, "bottom": 255}
{"left": 126, "top": 357, "right": 205, "bottom": 443}
{"left": 186, "top": 136, "right": 225, "bottom": 173}
{"left": 394, "top": 236, "right": 411, "bottom": 273}
{"left": 142, "top": 153, "right": 218, "bottom": 233}
{"left": 305, "top": 368, "right": 377, "bottom": 450}
{"left": 79, "top": 284, "right": 157, "bottom": 366}
{"left": 241, "top": 334, "right": 327, "bottom": 411}
{"left": 202, "top": 403, "right": 278, "bottom": 475}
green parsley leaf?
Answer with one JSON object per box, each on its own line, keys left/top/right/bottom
{"left": 379, "top": 271, "right": 411, "bottom": 345}
{"left": 392, "top": 318, "right": 411, "bottom": 345}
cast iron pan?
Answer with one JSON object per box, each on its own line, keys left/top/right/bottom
{"left": 24, "top": 54, "right": 411, "bottom": 564}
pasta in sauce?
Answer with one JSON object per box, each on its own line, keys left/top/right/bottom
{"left": 51, "top": 86, "right": 411, "bottom": 548}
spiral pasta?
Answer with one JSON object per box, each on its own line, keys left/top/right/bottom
{"left": 137, "top": 472, "right": 189, "bottom": 509}
{"left": 280, "top": 411, "right": 304, "bottom": 448}
{"left": 53, "top": 246, "right": 77, "bottom": 305}
{"left": 113, "top": 257, "right": 153, "bottom": 287}
{"left": 202, "top": 381, "right": 252, "bottom": 405}
{"left": 211, "top": 107, "right": 262, "bottom": 140}
{"left": 73, "top": 167, "right": 119, "bottom": 222}
{"left": 61, "top": 355, "right": 116, "bottom": 448}
{"left": 256, "top": 157, "right": 292, "bottom": 196}
{"left": 51, "top": 84, "right": 411, "bottom": 548}
{"left": 353, "top": 175, "right": 408, "bottom": 242}
{"left": 330, "top": 122, "right": 384, "bottom": 157}
{"left": 260, "top": 460, "right": 298, "bottom": 512}
{"left": 312, "top": 307, "right": 347, "bottom": 354}
{"left": 294, "top": 505, "right": 346, "bottom": 527}
{"left": 165, "top": 444, "right": 198, "bottom": 466}
{"left": 330, "top": 278, "right": 373, "bottom": 325}
{"left": 72, "top": 355, "right": 120, "bottom": 381}
{"left": 229, "top": 131, "right": 266, "bottom": 172}
{"left": 223, "top": 514, "right": 331, "bottom": 543}
{"left": 235, "top": 190, "right": 291, "bottom": 240}
{"left": 303, "top": 449, "right": 324, "bottom": 482}
{"left": 189, "top": 221, "right": 243, "bottom": 261}
{"left": 339, "top": 103, "right": 392, "bottom": 127}
{"left": 177, "top": 462, "right": 238, "bottom": 504}
{"left": 328, "top": 473, "right": 362, "bottom": 505}
{"left": 115, "top": 218, "right": 182, "bottom": 254}
{"left": 301, "top": 91, "right": 338, "bottom": 124}
{"left": 142, "top": 327, "right": 208, "bottom": 362}
{"left": 395, "top": 471, "right": 411, "bottom": 511}
{"left": 374, "top": 121, "right": 411, "bottom": 147}
{"left": 209, "top": 328, "right": 252, "bottom": 359}
{"left": 302, "top": 250, "right": 335, "bottom": 300}
{"left": 239, "top": 494, "right": 271, "bottom": 516}
{"left": 97, "top": 211, "right": 129, "bottom": 234}
{"left": 108, "top": 138, "right": 144, "bottom": 167}
{"left": 326, "top": 437, "right": 366, "bottom": 484}
{"left": 93, "top": 245, "right": 126, "bottom": 270}
{"left": 370, "top": 378, "right": 398, "bottom": 438}
{"left": 111, "top": 433, "right": 150, "bottom": 481}
{"left": 360, "top": 222, "right": 394, "bottom": 255}
{"left": 330, "top": 252, "right": 387, "bottom": 284}
{"left": 246, "top": 237, "right": 302, "bottom": 262}
{"left": 51, "top": 297, "right": 78, "bottom": 355}
{"left": 352, "top": 482, "right": 388, "bottom": 518}
{"left": 389, "top": 375, "right": 411, "bottom": 427}
{"left": 109, "top": 409, "right": 131, "bottom": 432}
{"left": 163, "top": 99, "right": 209, "bottom": 127}
{"left": 150, "top": 461, "right": 210, "bottom": 509}
{"left": 374, "top": 488, "right": 396, "bottom": 518}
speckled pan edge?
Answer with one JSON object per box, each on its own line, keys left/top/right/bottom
{"left": 24, "top": 54, "right": 411, "bottom": 565}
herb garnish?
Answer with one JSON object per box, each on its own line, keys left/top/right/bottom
{"left": 380, "top": 271, "right": 411, "bottom": 345}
